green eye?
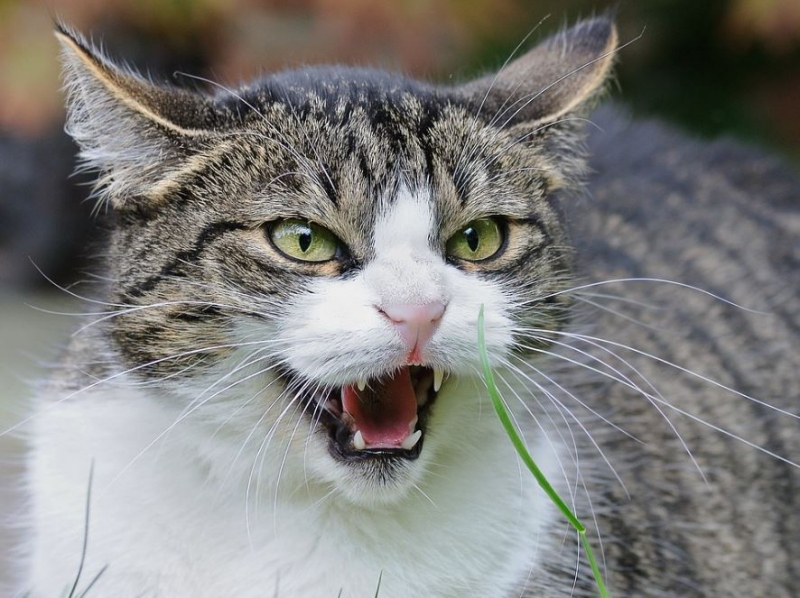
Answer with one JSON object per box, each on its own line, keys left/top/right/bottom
{"left": 269, "top": 219, "right": 339, "bottom": 262}
{"left": 446, "top": 218, "right": 504, "bottom": 262}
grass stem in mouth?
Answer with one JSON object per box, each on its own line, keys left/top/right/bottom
{"left": 477, "top": 305, "right": 610, "bottom": 598}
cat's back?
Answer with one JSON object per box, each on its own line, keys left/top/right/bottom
{"left": 553, "top": 106, "right": 800, "bottom": 596}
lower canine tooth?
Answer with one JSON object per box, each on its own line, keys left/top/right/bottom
{"left": 433, "top": 368, "right": 444, "bottom": 392}
{"left": 401, "top": 430, "right": 422, "bottom": 451}
{"left": 353, "top": 430, "right": 366, "bottom": 450}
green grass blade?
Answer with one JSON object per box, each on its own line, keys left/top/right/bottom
{"left": 477, "top": 305, "right": 610, "bottom": 598}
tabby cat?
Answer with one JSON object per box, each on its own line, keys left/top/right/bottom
{"left": 21, "top": 16, "right": 800, "bottom": 597}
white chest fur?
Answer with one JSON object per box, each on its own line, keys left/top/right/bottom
{"left": 25, "top": 377, "right": 557, "bottom": 597}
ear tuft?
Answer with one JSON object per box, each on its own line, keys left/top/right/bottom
{"left": 55, "top": 23, "right": 213, "bottom": 211}
{"left": 461, "top": 16, "right": 618, "bottom": 126}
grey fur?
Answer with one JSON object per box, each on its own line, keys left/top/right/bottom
{"left": 543, "top": 107, "right": 800, "bottom": 596}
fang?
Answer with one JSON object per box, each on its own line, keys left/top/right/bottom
{"left": 401, "top": 430, "right": 422, "bottom": 451}
{"left": 353, "top": 430, "right": 366, "bottom": 450}
{"left": 433, "top": 368, "right": 444, "bottom": 392}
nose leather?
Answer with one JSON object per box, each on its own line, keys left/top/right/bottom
{"left": 380, "top": 302, "right": 446, "bottom": 355}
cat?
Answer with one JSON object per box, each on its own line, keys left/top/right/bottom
{"left": 17, "top": 15, "right": 800, "bottom": 597}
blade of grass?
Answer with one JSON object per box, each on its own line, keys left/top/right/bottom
{"left": 477, "top": 305, "right": 610, "bottom": 598}
{"left": 66, "top": 462, "right": 94, "bottom": 598}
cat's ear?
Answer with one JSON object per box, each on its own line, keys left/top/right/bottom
{"left": 55, "top": 24, "right": 215, "bottom": 212}
{"left": 460, "top": 17, "right": 618, "bottom": 128}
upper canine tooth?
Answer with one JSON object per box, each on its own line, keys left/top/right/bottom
{"left": 433, "top": 368, "right": 444, "bottom": 392}
{"left": 357, "top": 378, "right": 367, "bottom": 392}
{"left": 401, "top": 430, "right": 422, "bottom": 451}
{"left": 353, "top": 430, "right": 366, "bottom": 450}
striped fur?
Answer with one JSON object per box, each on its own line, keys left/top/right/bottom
{"left": 20, "top": 16, "right": 800, "bottom": 597}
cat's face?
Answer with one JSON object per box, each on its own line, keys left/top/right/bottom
{"left": 57, "top": 19, "right": 616, "bottom": 505}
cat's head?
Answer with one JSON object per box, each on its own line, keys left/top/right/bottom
{"left": 57, "top": 18, "right": 616, "bottom": 506}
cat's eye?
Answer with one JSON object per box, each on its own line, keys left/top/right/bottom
{"left": 269, "top": 219, "right": 340, "bottom": 262}
{"left": 445, "top": 218, "right": 504, "bottom": 262}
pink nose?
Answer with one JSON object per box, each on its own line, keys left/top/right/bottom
{"left": 379, "top": 302, "right": 446, "bottom": 354}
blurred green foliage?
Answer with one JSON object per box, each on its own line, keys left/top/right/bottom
{"left": 470, "top": 0, "right": 800, "bottom": 162}
{"left": 1, "top": 0, "right": 799, "bottom": 160}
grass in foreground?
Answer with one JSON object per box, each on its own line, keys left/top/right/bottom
{"left": 477, "top": 305, "right": 610, "bottom": 598}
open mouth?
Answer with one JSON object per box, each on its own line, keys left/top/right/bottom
{"left": 299, "top": 365, "right": 444, "bottom": 462}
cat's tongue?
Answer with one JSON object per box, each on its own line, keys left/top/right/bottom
{"left": 341, "top": 368, "right": 417, "bottom": 448}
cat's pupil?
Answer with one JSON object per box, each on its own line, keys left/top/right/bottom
{"left": 299, "top": 231, "right": 312, "bottom": 252}
{"left": 465, "top": 227, "right": 479, "bottom": 252}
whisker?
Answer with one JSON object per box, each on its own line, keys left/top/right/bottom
{"left": 272, "top": 377, "right": 325, "bottom": 523}
{"left": 245, "top": 387, "right": 303, "bottom": 545}
{"left": 506, "top": 360, "right": 641, "bottom": 497}
{"left": 495, "top": 366, "right": 579, "bottom": 504}
{"left": 503, "top": 355, "right": 630, "bottom": 496}
{"left": 573, "top": 295, "right": 669, "bottom": 331}
{"left": 0, "top": 339, "right": 287, "bottom": 438}
{"left": 523, "top": 277, "right": 771, "bottom": 315}
{"left": 516, "top": 336, "right": 800, "bottom": 469}
{"left": 507, "top": 347, "right": 641, "bottom": 444}
{"left": 218, "top": 377, "right": 289, "bottom": 491}
{"left": 493, "top": 30, "right": 645, "bottom": 130}
{"left": 573, "top": 290, "right": 662, "bottom": 311}
{"left": 553, "top": 328, "right": 800, "bottom": 420}
{"left": 514, "top": 334, "right": 706, "bottom": 481}
{"left": 454, "top": 16, "right": 552, "bottom": 184}
{"left": 410, "top": 482, "right": 438, "bottom": 509}
{"left": 102, "top": 355, "right": 288, "bottom": 494}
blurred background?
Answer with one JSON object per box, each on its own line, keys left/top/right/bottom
{"left": 2, "top": 0, "right": 800, "bottom": 292}
{"left": 1, "top": 0, "right": 800, "bottom": 587}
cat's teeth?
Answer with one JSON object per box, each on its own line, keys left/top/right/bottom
{"left": 433, "top": 368, "right": 444, "bottom": 392}
{"left": 357, "top": 378, "right": 366, "bottom": 392}
{"left": 353, "top": 430, "right": 366, "bottom": 451}
{"left": 401, "top": 430, "right": 422, "bottom": 451}
{"left": 408, "top": 415, "right": 418, "bottom": 434}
